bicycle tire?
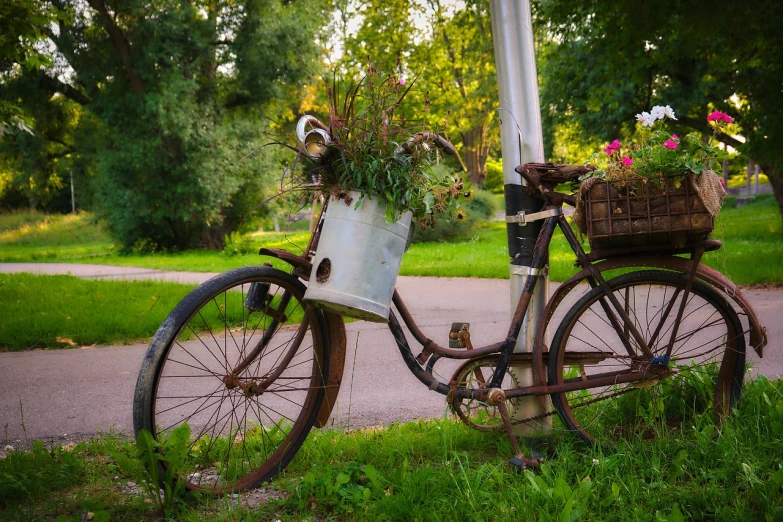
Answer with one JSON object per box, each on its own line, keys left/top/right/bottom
{"left": 548, "top": 270, "right": 745, "bottom": 446}
{"left": 133, "top": 266, "right": 329, "bottom": 493}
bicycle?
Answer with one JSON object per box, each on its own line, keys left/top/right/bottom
{"left": 132, "top": 145, "right": 768, "bottom": 494}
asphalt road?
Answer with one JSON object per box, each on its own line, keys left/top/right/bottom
{"left": 1, "top": 263, "right": 781, "bottom": 447}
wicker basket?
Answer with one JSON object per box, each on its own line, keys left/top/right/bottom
{"left": 584, "top": 177, "right": 713, "bottom": 250}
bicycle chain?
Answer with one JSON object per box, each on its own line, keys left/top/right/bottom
{"left": 452, "top": 386, "right": 636, "bottom": 430}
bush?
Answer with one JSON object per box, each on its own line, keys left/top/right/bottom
{"left": 412, "top": 189, "right": 497, "bottom": 243}
{"left": 483, "top": 157, "right": 504, "bottom": 194}
{"left": 727, "top": 172, "right": 769, "bottom": 188}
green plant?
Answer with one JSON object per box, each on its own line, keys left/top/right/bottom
{"left": 300, "top": 61, "right": 472, "bottom": 228}
{"left": 483, "top": 157, "right": 505, "bottom": 194}
{"left": 0, "top": 440, "right": 84, "bottom": 508}
{"left": 110, "top": 425, "right": 192, "bottom": 516}
{"left": 412, "top": 188, "right": 497, "bottom": 243}
{"left": 582, "top": 106, "right": 731, "bottom": 187}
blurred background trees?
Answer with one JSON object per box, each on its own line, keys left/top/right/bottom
{"left": 1, "top": 0, "right": 781, "bottom": 250}
{"left": 1, "top": 0, "right": 323, "bottom": 250}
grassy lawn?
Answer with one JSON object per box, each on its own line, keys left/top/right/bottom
{"left": 2, "top": 376, "right": 782, "bottom": 521}
{"left": 2, "top": 196, "right": 781, "bottom": 285}
{"left": 1, "top": 197, "right": 779, "bottom": 350}
{"left": 0, "top": 274, "right": 198, "bottom": 350}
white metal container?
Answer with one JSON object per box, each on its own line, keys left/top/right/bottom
{"left": 304, "top": 191, "right": 412, "bottom": 322}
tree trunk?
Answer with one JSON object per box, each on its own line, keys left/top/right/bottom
{"left": 461, "top": 124, "right": 489, "bottom": 188}
{"left": 762, "top": 164, "right": 783, "bottom": 235}
{"left": 201, "top": 223, "right": 230, "bottom": 250}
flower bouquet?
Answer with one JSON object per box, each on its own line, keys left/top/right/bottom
{"left": 294, "top": 61, "right": 472, "bottom": 322}
{"left": 574, "top": 106, "right": 730, "bottom": 251}
{"left": 295, "top": 60, "right": 472, "bottom": 229}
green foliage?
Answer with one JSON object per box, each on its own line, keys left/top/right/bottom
{"left": 335, "top": 0, "right": 499, "bottom": 186}
{"left": 2, "top": 378, "right": 783, "bottom": 520}
{"left": 0, "top": 0, "right": 325, "bottom": 250}
{"left": 307, "top": 63, "right": 472, "bottom": 227}
{"left": 483, "top": 157, "right": 504, "bottom": 194}
{"left": 728, "top": 172, "right": 769, "bottom": 188}
{"left": 111, "top": 426, "right": 191, "bottom": 516}
{"left": 287, "top": 461, "right": 385, "bottom": 514}
{"left": 0, "top": 441, "right": 84, "bottom": 508}
{"left": 536, "top": 0, "right": 783, "bottom": 217}
{"left": 412, "top": 188, "right": 497, "bottom": 243}
{"left": 1, "top": 192, "right": 781, "bottom": 300}
{"left": 582, "top": 109, "right": 726, "bottom": 187}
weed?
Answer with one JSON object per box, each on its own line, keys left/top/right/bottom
{"left": 110, "top": 425, "right": 192, "bottom": 517}
{"left": 0, "top": 440, "right": 85, "bottom": 508}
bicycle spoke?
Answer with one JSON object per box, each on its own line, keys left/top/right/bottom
{"left": 550, "top": 271, "right": 745, "bottom": 447}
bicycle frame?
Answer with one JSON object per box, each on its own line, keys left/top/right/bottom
{"left": 258, "top": 194, "right": 768, "bottom": 414}
{"left": 387, "top": 208, "right": 673, "bottom": 404}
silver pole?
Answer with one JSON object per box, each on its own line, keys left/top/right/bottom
{"left": 754, "top": 164, "right": 760, "bottom": 194}
{"left": 489, "top": 0, "right": 551, "bottom": 436}
{"left": 70, "top": 171, "right": 76, "bottom": 214}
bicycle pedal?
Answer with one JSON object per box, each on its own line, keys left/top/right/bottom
{"left": 449, "top": 322, "right": 470, "bottom": 348}
{"left": 508, "top": 456, "right": 529, "bottom": 472}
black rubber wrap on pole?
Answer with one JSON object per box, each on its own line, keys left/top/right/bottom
{"left": 505, "top": 183, "right": 544, "bottom": 266}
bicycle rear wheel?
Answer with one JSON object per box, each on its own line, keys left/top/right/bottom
{"left": 548, "top": 270, "right": 745, "bottom": 446}
{"left": 133, "top": 267, "right": 329, "bottom": 493}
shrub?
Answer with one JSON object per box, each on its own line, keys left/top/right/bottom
{"left": 411, "top": 189, "right": 497, "bottom": 243}
{"left": 483, "top": 157, "right": 504, "bottom": 194}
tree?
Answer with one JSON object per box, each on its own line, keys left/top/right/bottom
{"left": 1, "top": 0, "right": 325, "bottom": 249}
{"left": 535, "top": 0, "right": 783, "bottom": 228}
{"left": 336, "top": 0, "right": 498, "bottom": 187}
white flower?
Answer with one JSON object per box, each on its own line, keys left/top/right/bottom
{"left": 636, "top": 111, "right": 656, "bottom": 127}
{"left": 650, "top": 105, "right": 666, "bottom": 120}
{"left": 592, "top": 458, "right": 600, "bottom": 465}
{"left": 663, "top": 105, "right": 677, "bottom": 120}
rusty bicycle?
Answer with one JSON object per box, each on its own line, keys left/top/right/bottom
{"left": 133, "top": 149, "right": 767, "bottom": 494}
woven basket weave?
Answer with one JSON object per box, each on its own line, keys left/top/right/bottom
{"left": 584, "top": 177, "right": 713, "bottom": 250}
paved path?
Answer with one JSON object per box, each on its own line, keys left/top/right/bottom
{"left": 1, "top": 263, "right": 781, "bottom": 447}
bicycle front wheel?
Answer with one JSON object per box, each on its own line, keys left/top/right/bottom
{"left": 133, "top": 266, "right": 329, "bottom": 493}
{"left": 548, "top": 270, "right": 745, "bottom": 446}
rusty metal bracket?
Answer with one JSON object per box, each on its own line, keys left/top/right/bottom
{"left": 416, "top": 339, "right": 436, "bottom": 365}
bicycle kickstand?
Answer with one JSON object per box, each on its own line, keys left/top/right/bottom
{"left": 487, "top": 388, "right": 543, "bottom": 472}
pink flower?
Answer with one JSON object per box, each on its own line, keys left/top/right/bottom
{"left": 707, "top": 111, "right": 733, "bottom": 124}
{"left": 719, "top": 178, "right": 726, "bottom": 188}
{"left": 604, "top": 139, "right": 621, "bottom": 156}
{"left": 621, "top": 156, "right": 633, "bottom": 166}
{"left": 664, "top": 140, "right": 678, "bottom": 149}
{"left": 398, "top": 78, "right": 406, "bottom": 86}
{"left": 671, "top": 134, "right": 680, "bottom": 141}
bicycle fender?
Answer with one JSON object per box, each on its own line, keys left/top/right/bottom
{"left": 258, "top": 247, "right": 348, "bottom": 427}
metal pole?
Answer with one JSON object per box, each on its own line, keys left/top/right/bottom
{"left": 489, "top": 0, "right": 551, "bottom": 436}
{"left": 70, "top": 171, "right": 76, "bottom": 214}
{"left": 754, "top": 164, "right": 760, "bottom": 194}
